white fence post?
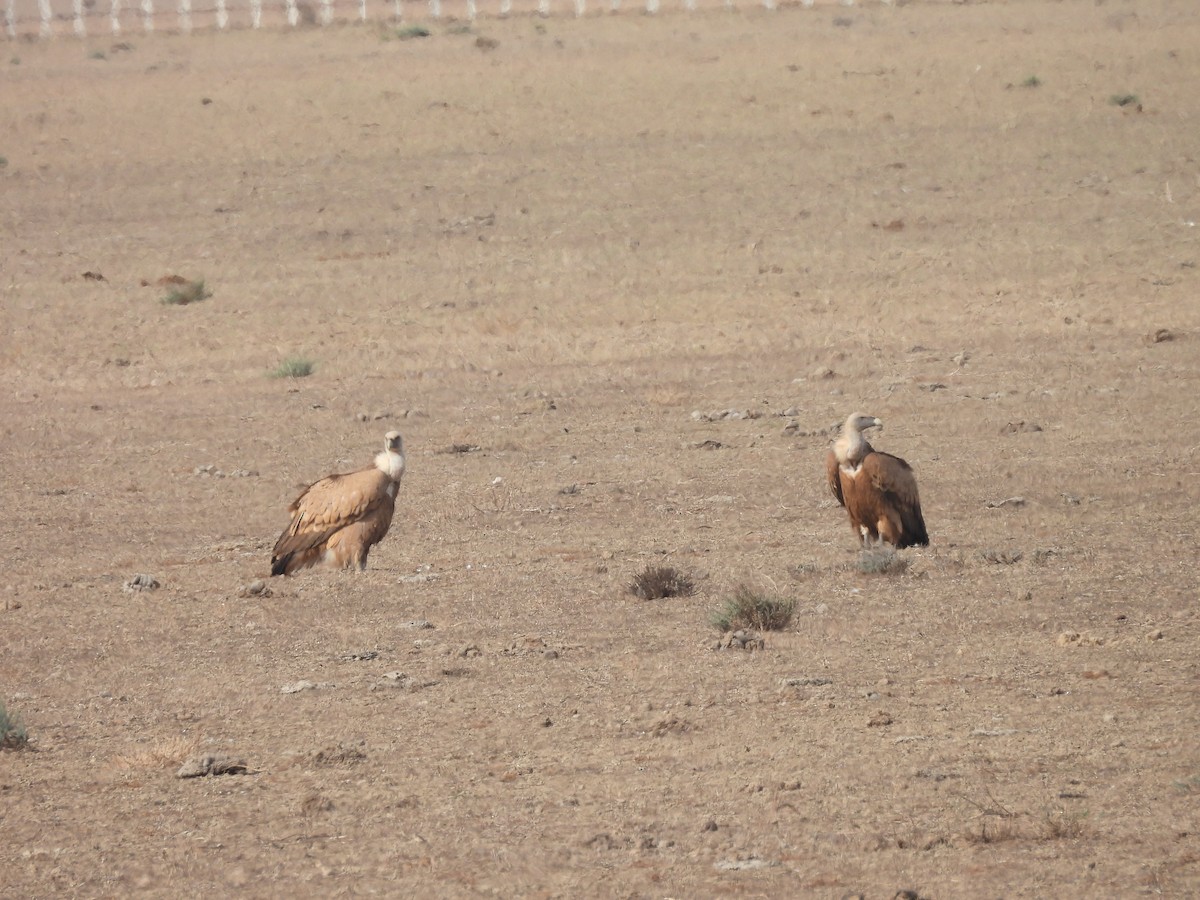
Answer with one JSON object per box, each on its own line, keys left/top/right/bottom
{"left": 499, "top": 0, "right": 510, "bottom": 15}
{"left": 179, "top": 0, "right": 191, "bottom": 32}
{"left": 285, "top": 0, "right": 298, "bottom": 26}
{"left": 73, "top": 0, "right": 85, "bottom": 35}
{"left": 573, "top": 0, "right": 582, "bottom": 15}
{"left": 428, "top": 0, "right": 439, "bottom": 18}
{"left": 38, "top": 0, "right": 51, "bottom": 36}
{"left": 250, "top": 0, "right": 261, "bottom": 27}
{"left": 537, "top": 0, "right": 547, "bottom": 16}
{"left": 645, "top": 0, "right": 658, "bottom": 14}
{"left": 140, "top": 0, "right": 153, "bottom": 33}
{"left": 357, "top": 0, "right": 365, "bottom": 22}
{"left": 215, "top": 0, "right": 227, "bottom": 27}
{"left": 393, "top": 0, "right": 401, "bottom": 19}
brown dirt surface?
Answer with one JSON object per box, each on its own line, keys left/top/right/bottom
{"left": 3, "top": 1, "right": 1200, "bottom": 896}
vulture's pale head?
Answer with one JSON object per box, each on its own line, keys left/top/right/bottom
{"left": 845, "top": 412, "right": 882, "bottom": 434}
{"left": 384, "top": 431, "right": 404, "bottom": 454}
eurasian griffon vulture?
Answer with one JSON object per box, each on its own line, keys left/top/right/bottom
{"left": 271, "top": 431, "right": 406, "bottom": 576}
{"left": 826, "top": 413, "right": 928, "bottom": 549}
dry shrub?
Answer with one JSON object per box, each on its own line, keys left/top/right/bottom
{"left": 0, "top": 701, "right": 28, "bottom": 750}
{"left": 629, "top": 565, "right": 694, "bottom": 600}
{"left": 161, "top": 279, "right": 211, "bottom": 306}
{"left": 710, "top": 584, "right": 795, "bottom": 632}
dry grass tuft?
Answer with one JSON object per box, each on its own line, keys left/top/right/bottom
{"left": 854, "top": 547, "right": 910, "bottom": 575}
{"left": 960, "top": 819, "right": 1022, "bottom": 845}
{"left": 629, "top": 565, "right": 695, "bottom": 600}
{"left": 1037, "top": 808, "right": 1089, "bottom": 840}
{"left": 710, "top": 584, "right": 795, "bottom": 632}
{"left": 161, "top": 279, "right": 212, "bottom": 306}
{"left": 113, "top": 736, "right": 201, "bottom": 771}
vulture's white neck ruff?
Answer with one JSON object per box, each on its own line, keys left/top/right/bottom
{"left": 375, "top": 449, "right": 406, "bottom": 482}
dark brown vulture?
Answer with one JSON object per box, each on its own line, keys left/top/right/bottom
{"left": 825, "top": 412, "right": 928, "bottom": 549}
{"left": 271, "top": 431, "right": 406, "bottom": 575}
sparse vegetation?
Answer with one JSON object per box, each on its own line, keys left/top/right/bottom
{"left": 1173, "top": 775, "right": 1200, "bottom": 794}
{"left": 962, "top": 819, "right": 1021, "bottom": 844}
{"left": 161, "top": 279, "right": 211, "bottom": 306}
{"left": 1022, "top": 74, "right": 1042, "bottom": 88}
{"left": 1, "top": 701, "right": 29, "bottom": 750}
{"left": 854, "top": 547, "right": 910, "bottom": 575}
{"left": 629, "top": 565, "right": 694, "bottom": 600}
{"left": 394, "top": 24, "right": 431, "bottom": 40}
{"left": 1037, "top": 808, "right": 1089, "bottom": 840}
{"left": 1109, "top": 93, "right": 1139, "bottom": 107}
{"left": 89, "top": 50, "right": 107, "bottom": 61}
{"left": 113, "top": 736, "right": 199, "bottom": 770}
{"left": 271, "top": 356, "right": 316, "bottom": 379}
{"left": 709, "top": 584, "right": 795, "bottom": 633}
{"left": 979, "top": 548, "right": 1023, "bottom": 565}
{"left": 0, "top": 155, "right": 7, "bottom": 169}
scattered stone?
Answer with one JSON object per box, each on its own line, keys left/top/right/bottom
{"left": 780, "top": 677, "right": 833, "bottom": 688}
{"left": 238, "top": 579, "right": 271, "bottom": 598}
{"left": 177, "top": 754, "right": 248, "bottom": 778}
{"left": 714, "top": 629, "right": 764, "bottom": 651}
{"left": 693, "top": 439, "right": 724, "bottom": 450}
{"left": 952, "top": 351, "right": 971, "bottom": 367}
{"left": 355, "top": 411, "right": 393, "bottom": 422}
{"left": 715, "top": 857, "right": 774, "bottom": 871}
{"left": 376, "top": 672, "right": 437, "bottom": 692}
{"left": 397, "top": 573, "right": 440, "bottom": 584}
{"left": 1000, "top": 421, "right": 1042, "bottom": 434}
{"left": 690, "top": 408, "right": 762, "bottom": 423}
{"left": 280, "top": 680, "right": 320, "bottom": 694}
{"left": 543, "top": 649, "right": 559, "bottom": 660}
{"left": 979, "top": 548, "right": 1023, "bottom": 564}
{"left": 868, "top": 711, "right": 894, "bottom": 727}
{"left": 812, "top": 366, "right": 835, "bottom": 380}
{"left": 918, "top": 382, "right": 947, "bottom": 392}
{"left": 338, "top": 650, "right": 380, "bottom": 661}
{"left": 459, "top": 645, "right": 482, "bottom": 658}
{"left": 400, "top": 619, "right": 434, "bottom": 630}
{"left": 194, "top": 465, "right": 258, "bottom": 478}
{"left": 310, "top": 743, "right": 367, "bottom": 767}
{"left": 123, "top": 574, "right": 160, "bottom": 592}
{"left": 1147, "top": 629, "right": 1164, "bottom": 641}
{"left": 81, "top": 270, "right": 106, "bottom": 281}
{"left": 1056, "top": 632, "right": 1106, "bottom": 647}
{"left": 438, "top": 443, "right": 482, "bottom": 454}
{"left": 984, "top": 497, "right": 1026, "bottom": 511}
{"left": 702, "top": 819, "right": 719, "bottom": 832}
{"left": 1145, "top": 328, "right": 1174, "bottom": 344}
{"left": 971, "top": 728, "right": 1019, "bottom": 737}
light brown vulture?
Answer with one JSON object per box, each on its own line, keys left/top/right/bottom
{"left": 271, "top": 431, "right": 406, "bottom": 575}
{"left": 825, "top": 412, "right": 928, "bottom": 549}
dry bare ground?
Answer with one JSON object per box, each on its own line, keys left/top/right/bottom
{"left": 2, "top": 1, "right": 1199, "bottom": 896}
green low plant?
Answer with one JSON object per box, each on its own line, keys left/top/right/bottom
{"left": 271, "top": 356, "right": 316, "bottom": 379}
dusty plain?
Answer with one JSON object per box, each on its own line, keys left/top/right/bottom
{"left": 2, "top": 0, "right": 1199, "bottom": 896}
